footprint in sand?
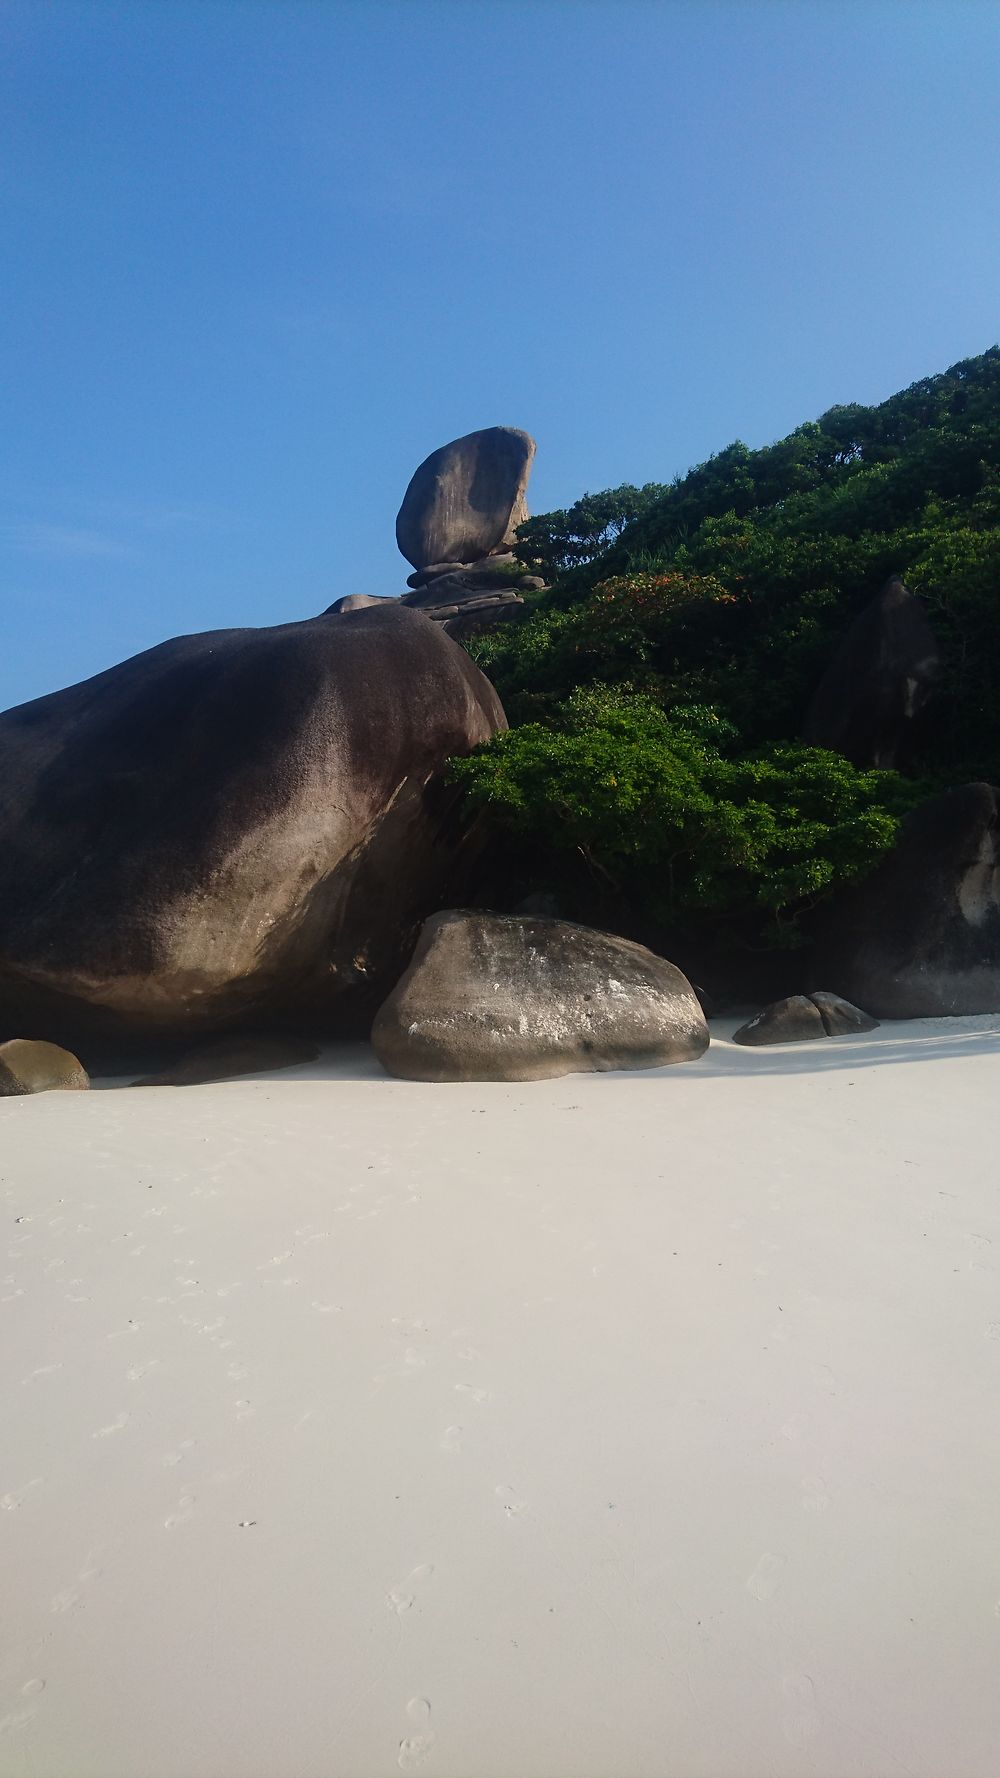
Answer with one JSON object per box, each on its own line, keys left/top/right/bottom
{"left": 92, "top": 1412, "right": 129, "bottom": 1439}
{"left": 1, "top": 1478, "right": 42, "bottom": 1512}
{"left": 454, "top": 1382, "right": 489, "bottom": 1405}
{"left": 51, "top": 1553, "right": 102, "bottom": 1614}
{"left": 398, "top": 1696, "right": 436, "bottom": 1770}
{"left": 126, "top": 1360, "right": 159, "bottom": 1382}
{"left": 387, "top": 1564, "right": 435, "bottom": 1615}
{"left": 495, "top": 1484, "right": 527, "bottom": 1518}
{"left": 441, "top": 1425, "right": 463, "bottom": 1453}
{"left": 162, "top": 1438, "right": 197, "bottom": 1467}
{"left": 164, "top": 1494, "right": 196, "bottom": 1529}
{"left": 0, "top": 1708, "right": 38, "bottom": 1737}
{"left": 747, "top": 1552, "right": 787, "bottom": 1601}
{"left": 801, "top": 1474, "right": 831, "bottom": 1513}
{"left": 781, "top": 1672, "right": 820, "bottom": 1746}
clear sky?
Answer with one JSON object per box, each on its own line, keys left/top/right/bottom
{"left": 3, "top": 0, "right": 999, "bottom": 710}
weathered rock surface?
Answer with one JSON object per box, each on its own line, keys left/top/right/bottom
{"left": 0, "top": 1038, "right": 89, "bottom": 1095}
{"left": 732, "top": 991, "right": 878, "bottom": 1045}
{"left": 406, "top": 557, "right": 513, "bottom": 592}
{"left": 372, "top": 911, "right": 709, "bottom": 1081}
{"left": 803, "top": 576, "right": 939, "bottom": 768}
{"left": 819, "top": 782, "right": 1000, "bottom": 1016}
{"left": 809, "top": 990, "right": 879, "bottom": 1035}
{"left": 132, "top": 1035, "right": 319, "bottom": 1087}
{"left": 732, "top": 996, "right": 826, "bottom": 1046}
{"left": 0, "top": 603, "right": 506, "bottom": 1046}
{"left": 403, "top": 571, "right": 522, "bottom": 611}
{"left": 395, "top": 427, "right": 536, "bottom": 570}
{"left": 444, "top": 603, "right": 528, "bottom": 644}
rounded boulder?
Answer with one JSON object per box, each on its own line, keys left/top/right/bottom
{"left": 0, "top": 603, "right": 506, "bottom": 1044}
{"left": 371, "top": 911, "right": 709, "bottom": 1081}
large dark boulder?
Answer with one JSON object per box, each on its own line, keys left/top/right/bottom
{"left": 371, "top": 910, "right": 709, "bottom": 1081}
{"left": 395, "top": 428, "right": 536, "bottom": 571}
{"left": 819, "top": 783, "right": 1000, "bottom": 1016}
{"left": 803, "top": 576, "right": 939, "bottom": 768}
{"left": 0, "top": 604, "right": 505, "bottom": 1047}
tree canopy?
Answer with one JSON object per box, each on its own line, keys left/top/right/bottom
{"left": 451, "top": 347, "right": 1000, "bottom": 969}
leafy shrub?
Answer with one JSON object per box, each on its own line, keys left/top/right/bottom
{"left": 450, "top": 689, "right": 921, "bottom": 948}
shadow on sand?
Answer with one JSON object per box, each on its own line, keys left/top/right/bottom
{"left": 95, "top": 1017, "right": 1000, "bottom": 1089}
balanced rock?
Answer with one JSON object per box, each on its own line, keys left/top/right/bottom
{"left": 803, "top": 576, "right": 939, "bottom": 768}
{"left": 0, "top": 603, "right": 505, "bottom": 1045}
{"left": 819, "top": 782, "right": 1000, "bottom": 1016}
{"left": 371, "top": 911, "right": 709, "bottom": 1081}
{"left": 0, "top": 1038, "right": 89, "bottom": 1095}
{"left": 732, "top": 992, "right": 878, "bottom": 1045}
{"left": 395, "top": 427, "right": 536, "bottom": 571}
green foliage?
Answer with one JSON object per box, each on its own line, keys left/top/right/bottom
{"left": 466, "top": 569, "right": 743, "bottom": 725}
{"left": 451, "top": 690, "right": 921, "bottom": 947}
{"left": 457, "top": 348, "right": 1000, "bottom": 957}
{"left": 512, "top": 483, "right": 669, "bottom": 581}
{"left": 469, "top": 345, "right": 1000, "bottom": 769}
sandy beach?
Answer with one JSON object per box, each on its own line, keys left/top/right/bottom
{"left": 3, "top": 1015, "right": 1000, "bottom": 1778}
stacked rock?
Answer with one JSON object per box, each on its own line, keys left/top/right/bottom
{"left": 395, "top": 426, "right": 547, "bottom": 639}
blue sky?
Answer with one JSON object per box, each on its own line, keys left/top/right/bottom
{"left": 3, "top": 0, "right": 999, "bottom": 710}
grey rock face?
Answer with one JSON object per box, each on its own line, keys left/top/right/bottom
{"left": 405, "top": 562, "right": 468, "bottom": 590}
{"left": 403, "top": 571, "right": 521, "bottom": 611}
{"left": 372, "top": 910, "right": 709, "bottom": 1081}
{"left": 732, "top": 996, "right": 826, "bottom": 1046}
{"left": 820, "top": 782, "right": 1000, "bottom": 1016}
{"left": 406, "top": 556, "right": 518, "bottom": 592}
{"left": 0, "top": 604, "right": 506, "bottom": 1046}
{"left": 395, "top": 427, "right": 536, "bottom": 570}
{"left": 0, "top": 1038, "right": 89, "bottom": 1095}
{"left": 803, "top": 576, "right": 939, "bottom": 768}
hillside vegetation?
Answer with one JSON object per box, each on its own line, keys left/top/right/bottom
{"left": 451, "top": 348, "right": 1000, "bottom": 972}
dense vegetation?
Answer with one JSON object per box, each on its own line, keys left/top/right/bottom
{"left": 450, "top": 348, "right": 1000, "bottom": 974}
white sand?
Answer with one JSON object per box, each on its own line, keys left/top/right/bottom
{"left": 2, "top": 1015, "right": 1000, "bottom": 1778}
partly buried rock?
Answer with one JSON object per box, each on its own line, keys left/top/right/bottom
{"left": 820, "top": 782, "right": 1000, "bottom": 1016}
{"left": 732, "top": 992, "right": 878, "bottom": 1046}
{"left": 395, "top": 427, "right": 536, "bottom": 570}
{"left": 732, "top": 996, "right": 826, "bottom": 1046}
{"left": 132, "top": 1035, "right": 319, "bottom": 1087}
{"left": 0, "top": 1038, "right": 89, "bottom": 1095}
{"left": 0, "top": 603, "right": 505, "bottom": 1046}
{"left": 809, "top": 990, "right": 879, "bottom": 1035}
{"left": 371, "top": 911, "right": 709, "bottom": 1081}
{"left": 803, "top": 575, "right": 939, "bottom": 768}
